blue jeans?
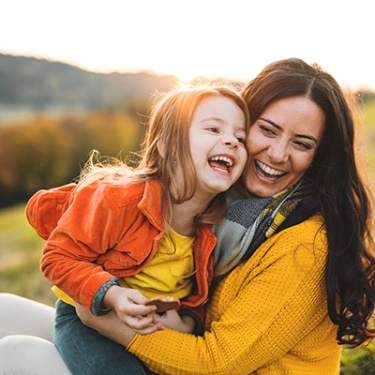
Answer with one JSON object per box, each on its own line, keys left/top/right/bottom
{"left": 54, "top": 300, "right": 157, "bottom": 375}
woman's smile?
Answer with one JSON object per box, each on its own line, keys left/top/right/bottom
{"left": 255, "top": 160, "right": 286, "bottom": 181}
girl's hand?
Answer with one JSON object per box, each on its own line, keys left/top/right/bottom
{"left": 154, "top": 309, "right": 196, "bottom": 333}
{"left": 102, "top": 285, "right": 163, "bottom": 333}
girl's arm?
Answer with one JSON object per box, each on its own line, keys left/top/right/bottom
{"left": 40, "top": 182, "right": 125, "bottom": 313}
{"left": 40, "top": 181, "right": 155, "bottom": 318}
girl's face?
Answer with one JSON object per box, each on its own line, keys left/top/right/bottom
{"left": 188, "top": 95, "right": 247, "bottom": 199}
{"left": 244, "top": 96, "right": 325, "bottom": 197}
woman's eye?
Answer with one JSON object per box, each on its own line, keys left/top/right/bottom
{"left": 293, "top": 140, "right": 313, "bottom": 150}
{"left": 259, "top": 125, "right": 276, "bottom": 136}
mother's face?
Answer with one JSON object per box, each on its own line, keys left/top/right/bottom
{"left": 243, "top": 96, "right": 325, "bottom": 197}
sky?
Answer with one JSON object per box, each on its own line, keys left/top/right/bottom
{"left": 1, "top": 0, "right": 375, "bottom": 91}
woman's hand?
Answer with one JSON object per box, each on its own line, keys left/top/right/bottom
{"left": 154, "top": 309, "right": 196, "bottom": 333}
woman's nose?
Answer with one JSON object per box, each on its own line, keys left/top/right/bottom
{"left": 267, "top": 140, "right": 288, "bottom": 162}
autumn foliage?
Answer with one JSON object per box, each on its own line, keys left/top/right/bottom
{"left": 0, "top": 109, "right": 145, "bottom": 207}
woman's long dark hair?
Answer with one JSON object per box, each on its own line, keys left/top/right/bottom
{"left": 241, "top": 58, "right": 375, "bottom": 347}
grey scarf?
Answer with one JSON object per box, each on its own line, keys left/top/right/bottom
{"left": 213, "top": 180, "right": 315, "bottom": 277}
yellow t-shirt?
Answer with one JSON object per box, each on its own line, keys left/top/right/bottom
{"left": 53, "top": 227, "right": 194, "bottom": 305}
{"left": 120, "top": 227, "right": 194, "bottom": 298}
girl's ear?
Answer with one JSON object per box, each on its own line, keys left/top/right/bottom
{"left": 158, "top": 140, "right": 176, "bottom": 161}
{"left": 157, "top": 140, "right": 165, "bottom": 158}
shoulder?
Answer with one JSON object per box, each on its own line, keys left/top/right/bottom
{"left": 272, "top": 213, "right": 326, "bottom": 249}
{"left": 74, "top": 179, "right": 161, "bottom": 208}
{"left": 250, "top": 213, "right": 327, "bottom": 271}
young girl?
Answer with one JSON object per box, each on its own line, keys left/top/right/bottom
{"left": 25, "top": 83, "right": 249, "bottom": 340}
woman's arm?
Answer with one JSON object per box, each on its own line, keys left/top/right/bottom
{"left": 76, "top": 301, "right": 165, "bottom": 336}
{"left": 129, "top": 218, "right": 331, "bottom": 374}
{"left": 78, "top": 217, "right": 331, "bottom": 375}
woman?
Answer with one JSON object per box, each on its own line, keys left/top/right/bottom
{"left": 1, "top": 57, "right": 374, "bottom": 374}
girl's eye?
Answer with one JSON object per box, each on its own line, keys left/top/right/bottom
{"left": 207, "top": 127, "right": 220, "bottom": 133}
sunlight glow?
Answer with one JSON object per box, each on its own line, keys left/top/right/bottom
{"left": 1, "top": 0, "right": 374, "bottom": 90}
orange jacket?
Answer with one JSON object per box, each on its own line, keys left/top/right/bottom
{"left": 26, "top": 179, "right": 217, "bottom": 319}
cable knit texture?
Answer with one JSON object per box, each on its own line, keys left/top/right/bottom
{"left": 127, "top": 214, "right": 341, "bottom": 374}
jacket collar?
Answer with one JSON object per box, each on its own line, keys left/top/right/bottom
{"left": 138, "top": 179, "right": 166, "bottom": 231}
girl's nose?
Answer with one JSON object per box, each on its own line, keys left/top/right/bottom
{"left": 222, "top": 134, "right": 239, "bottom": 148}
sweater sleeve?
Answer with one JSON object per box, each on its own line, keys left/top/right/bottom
{"left": 127, "top": 217, "right": 330, "bottom": 374}
{"left": 40, "top": 181, "right": 129, "bottom": 313}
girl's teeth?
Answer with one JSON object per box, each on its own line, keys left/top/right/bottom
{"left": 209, "top": 156, "right": 233, "bottom": 167}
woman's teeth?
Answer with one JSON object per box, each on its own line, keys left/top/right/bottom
{"left": 256, "top": 161, "right": 285, "bottom": 180}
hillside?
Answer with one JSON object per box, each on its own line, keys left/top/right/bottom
{"left": 2, "top": 53, "right": 374, "bottom": 118}
{"left": 0, "top": 53, "right": 179, "bottom": 116}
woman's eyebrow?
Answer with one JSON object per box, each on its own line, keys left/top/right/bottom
{"left": 259, "top": 117, "right": 281, "bottom": 129}
{"left": 258, "top": 117, "right": 318, "bottom": 144}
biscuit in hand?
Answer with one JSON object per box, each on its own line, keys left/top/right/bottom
{"left": 144, "top": 296, "right": 180, "bottom": 313}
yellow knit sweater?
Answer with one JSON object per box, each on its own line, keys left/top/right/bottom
{"left": 127, "top": 214, "right": 342, "bottom": 374}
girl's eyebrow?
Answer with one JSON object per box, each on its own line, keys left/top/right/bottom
{"left": 258, "top": 117, "right": 319, "bottom": 144}
{"left": 200, "top": 117, "right": 224, "bottom": 123}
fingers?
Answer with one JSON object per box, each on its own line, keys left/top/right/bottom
{"left": 116, "top": 303, "right": 157, "bottom": 329}
{"left": 124, "top": 312, "right": 153, "bottom": 329}
{"left": 123, "top": 303, "right": 157, "bottom": 317}
{"left": 107, "top": 287, "right": 168, "bottom": 334}
{"left": 112, "top": 288, "right": 157, "bottom": 320}
{"left": 125, "top": 312, "right": 165, "bottom": 335}
{"left": 133, "top": 321, "right": 165, "bottom": 335}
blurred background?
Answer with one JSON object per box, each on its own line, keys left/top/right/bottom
{"left": 1, "top": 1, "right": 375, "bottom": 372}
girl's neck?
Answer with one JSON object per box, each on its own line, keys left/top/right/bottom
{"left": 170, "top": 195, "right": 212, "bottom": 237}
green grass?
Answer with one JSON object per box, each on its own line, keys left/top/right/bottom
{"left": 0, "top": 204, "right": 56, "bottom": 306}
{"left": 340, "top": 340, "right": 375, "bottom": 374}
